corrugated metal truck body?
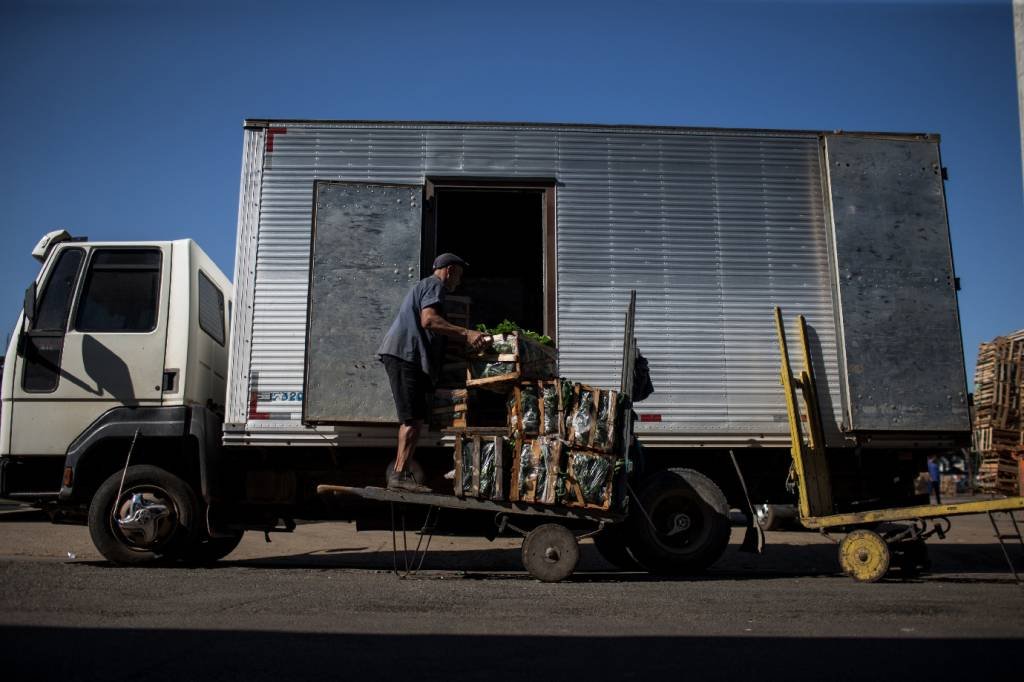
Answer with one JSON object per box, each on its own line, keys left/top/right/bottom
{"left": 224, "top": 120, "right": 969, "bottom": 450}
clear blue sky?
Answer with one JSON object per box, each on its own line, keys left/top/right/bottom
{"left": 1, "top": 0, "right": 1020, "bottom": 381}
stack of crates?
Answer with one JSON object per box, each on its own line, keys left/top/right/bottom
{"left": 973, "top": 330, "right": 1024, "bottom": 495}
{"left": 434, "top": 332, "right": 627, "bottom": 510}
{"left": 508, "top": 380, "right": 623, "bottom": 511}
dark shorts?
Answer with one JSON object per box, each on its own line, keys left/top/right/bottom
{"left": 381, "top": 355, "right": 432, "bottom": 424}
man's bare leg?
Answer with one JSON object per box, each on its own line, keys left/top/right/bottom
{"left": 394, "top": 420, "right": 421, "bottom": 473}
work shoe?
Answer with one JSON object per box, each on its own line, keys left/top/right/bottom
{"left": 387, "top": 470, "right": 432, "bottom": 494}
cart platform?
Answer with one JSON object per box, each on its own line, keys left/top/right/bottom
{"left": 316, "top": 485, "right": 626, "bottom": 523}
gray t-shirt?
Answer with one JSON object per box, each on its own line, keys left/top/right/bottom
{"left": 377, "top": 275, "right": 447, "bottom": 380}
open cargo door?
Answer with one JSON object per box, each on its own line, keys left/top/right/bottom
{"left": 303, "top": 181, "right": 423, "bottom": 424}
{"left": 824, "top": 135, "right": 969, "bottom": 433}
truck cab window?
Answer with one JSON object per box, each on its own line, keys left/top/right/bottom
{"left": 197, "top": 271, "right": 225, "bottom": 345}
{"left": 23, "top": 248, "right": 84, "bottom": 392}
{"left": 32, "top": 248, "right": 84, "bottom": 331}
{"left": 75, "top": 249, "right": 161, "bottom": 333}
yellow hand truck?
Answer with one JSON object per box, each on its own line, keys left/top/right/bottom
{"left": 774, "top": 307, "right": 1024, "bottom": 582}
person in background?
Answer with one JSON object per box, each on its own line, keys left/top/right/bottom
{"left": 377, "top": 253, "right": 489, "bottom": 493}
{"left": 928, "top": 454, "right": 942, "bottom": 505}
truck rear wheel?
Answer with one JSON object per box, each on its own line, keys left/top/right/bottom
{"left": 628, "top": 468, "right": 731, "bottom": 575}
{"left": 87, "top": 465, "right": 201, "bottom": 565}
{"left": 592, "top": 523, "right": 642, "bottom": 570}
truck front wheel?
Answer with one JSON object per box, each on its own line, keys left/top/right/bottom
{"left": 87, "top": 465, "right": 201, "bottom": 565}
{"left": 628, "top": 468, "right": 731, "bottom": 575}
{"left": 182, "top": 532, "right": 244, "bottom": 565}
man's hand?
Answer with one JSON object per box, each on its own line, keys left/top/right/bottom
{"left": 466, "top": 330, "right": 490, "bottom": 351}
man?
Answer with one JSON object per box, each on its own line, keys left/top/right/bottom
{"left": 377, "top": 253, "right": 488, "bottom": 492}
{"left": 927, "top": 454, "right": 942, "bottom": 505}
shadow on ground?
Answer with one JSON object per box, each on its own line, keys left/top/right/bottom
{"left": 2, "top": 626, "right": 1018, "bottom": 682}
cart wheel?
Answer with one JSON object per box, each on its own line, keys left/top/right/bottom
{"left": 839, "top": 529, "right": 890, "bottom": 582}
{"left": 521, "top": 524, "right": 579, "bottom": 582}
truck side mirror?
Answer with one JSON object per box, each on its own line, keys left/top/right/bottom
{"left": 23, "top": 282, "right": 37, "bottom": 327}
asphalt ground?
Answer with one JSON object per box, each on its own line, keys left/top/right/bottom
{"left": 1, "top": 500, "right": 1022, "bottom": 681}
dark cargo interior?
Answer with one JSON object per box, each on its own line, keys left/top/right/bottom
{"left": 432, "top": 188, "right": 545, "bottom": 334}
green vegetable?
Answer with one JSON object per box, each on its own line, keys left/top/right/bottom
{"left": 475, "top": 319, "right": 553, "bottom": 346}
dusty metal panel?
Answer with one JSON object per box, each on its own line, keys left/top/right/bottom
{"left": 302, "top": 181, "right": 422, "bottom": 423}
{"left": 233, "top": 122, "right": 852, "bottom": 445}
{"left": 224, "top": 127, "right": 266, "bottom": 426}
{"left": 824, "top": 135, "right": 969, "bottom": 432}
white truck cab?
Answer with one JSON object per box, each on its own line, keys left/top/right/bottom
{"left": 0, "top": 231, "right": 234, "bottom": 563}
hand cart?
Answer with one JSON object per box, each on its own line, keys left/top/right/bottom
{"left": 774, "top": 307, "right": 1024, "bottom": 582}
{"left": 316, "top": 293, "right": 642, "bottom": 582}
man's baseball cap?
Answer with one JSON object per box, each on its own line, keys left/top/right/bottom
{"left": 432, "top": 253, "right": 469, "bottom": 269}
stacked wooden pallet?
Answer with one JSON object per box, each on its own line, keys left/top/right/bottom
{"left": 976, "top": 450, "right": 1023, "bottom": 496}
{"left": 973, "top": 330, "right": 1024, "bottom": 495}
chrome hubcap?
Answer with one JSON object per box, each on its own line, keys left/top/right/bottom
{"left": 114, "top": 489, "right": 174, "bottom": 548}
{"left": 667, "top": 513, "right": 692, "bottom": 536}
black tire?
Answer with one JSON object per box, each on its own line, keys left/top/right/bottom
{"left": 628, "top": 468, "right": 731, "bottom": 575}
{"left": 87, "top": 465, "right": 201, "bottom": 565}
{"left": 182, "top": 532, "right": 244, "bottom": 565}
{"left": 592, "top": 523, "right": 642, "bottom": 570}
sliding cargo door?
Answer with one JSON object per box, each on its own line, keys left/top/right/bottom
{"left": 824, "top": 135, "right": 969, "bottom": 433}
{"left": 303, "top": 182, "right": 423, "bottom": 423}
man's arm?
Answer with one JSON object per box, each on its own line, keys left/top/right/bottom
{"left": 421, "top": 306, "right": 489, "bottom": 349}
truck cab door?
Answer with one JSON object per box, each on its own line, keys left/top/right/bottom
{"left": 9, "top": 245, "right": 170, "bottom": 456}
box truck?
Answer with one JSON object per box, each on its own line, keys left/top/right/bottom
{"left": 0, "top": 120, "right": 970, "bottom": 571}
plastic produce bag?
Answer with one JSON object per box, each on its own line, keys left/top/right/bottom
{"left": 541, "top": 384, "right": 559, "bottom": 434}
{"left": 520, "top": 385, "right": 540, "bottom": 433}
{"left": 568, "top": 452, "right": 612, "bottom": 506}
{"left": 479, "top": 440, "right": 496, "bottom": 499}
{"left": 472, "top": 359, "right": 516, "bottom": 379}
{"left": 517, "top": 440, "right": 535, "bottom": 499}
{"left": 534, "top": 439, "right": 551, "bottom": 502}
{"left": 569, "top": 388, "right": 595, "bottom": 443}
{"left": 594, "top": 391, "right": 612, "bottom": 450}
{"left": 460, "top": 439, "right": 476, "bottom": 495}
{"left": 490, "top": 334, "right": 517, "bottom": 354}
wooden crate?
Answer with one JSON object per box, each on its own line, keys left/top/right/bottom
{"left": 429, "top": 389, "right": 467, "bottom": 431}
{"left": 508, "top": 379, "right": 572, "bottom": 439}
{"left": 430, "top": 389, "right": 508, "bottom": 431}
{"left": 973, "top": 425, "right": 1021, "bottom": 453}
{"left": 562, "top": 449, "right": 618, "bottom": 511}
{"left": 978, "top": 450, "right": 1022, "bottom": 496}
{"left": 466, "top": 332, "right": 557, "bottom": 390}
{"left": 565, "top": 383, "right": 621, "bottom": 454}
{"left": 1019, "top": 452, "right": 1024, "bottom": 497}
{"left": 453, "top": 431, "right": 508, "bottom": 500}
{"left": 510, "top": 436, "right": 564, "bottom": 505}
{"left": 973, "top": 331, "right": 1024, "bottom": 433}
